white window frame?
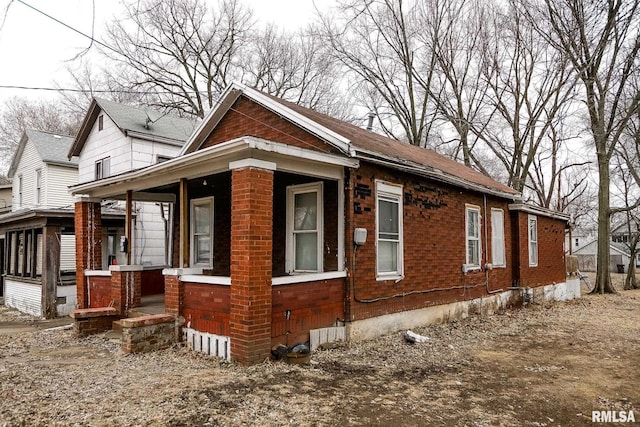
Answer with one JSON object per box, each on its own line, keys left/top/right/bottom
{"left": 286, "top": 182, "right": 324, "bottom": 274}
{"left": 465, "top": 205, "right": 482, "bottom": 269}
{"left": 376, "top": 181, "right": 404, "bottom": 280}
{"left": 190, "top": 196, "right": 214, "bottom": 268}
{"left": 35, "top": 169, "right": 42, "bottom": 206}
{"left": 491, "top": 208, "right": 505, "bottom": 267}
{"left": 528, "top": 214, "right": 538, "bottom": 267}
{"left": 95, "top": 157, "right": 110, "bottom": 180}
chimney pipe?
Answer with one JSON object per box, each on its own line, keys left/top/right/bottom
{"left": 366, "top": 112, "right": 375, "bottom": 131}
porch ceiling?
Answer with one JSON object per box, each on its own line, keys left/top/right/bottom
{"left": 70, "top": 136, "right": 358, "bottom": 200}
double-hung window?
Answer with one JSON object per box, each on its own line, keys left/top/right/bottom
{"left": 190, "top": 197, "right": 214, "bottom": 267}
{"left": 376, "top": 181, "right": 403, "bottom": 279}
{"left": 95, "top": 157, "right": 110, "bottom": 180}
{"left": 35, "top": 169, "right": 42, "bottom": 206}
{"left": 286, "top": 182, "right": 323, "bottom": 273}
{"left": 528, "top": 215, "right": 538, "bottom": 266}
{"left": 466, "top": 205, "right": 481, "bottom": 268}
{"left": 491, "top": 208, "right": 505, "bottom": 267}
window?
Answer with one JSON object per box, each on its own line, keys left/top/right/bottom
{"left": 190, "top": 197, "right": 214, "bottom": 267}
{"left": 528, "top": 215, "right": 538, "bottom": 266}
{"left": 491, "top": 208, "right": 505, "bottom": 267}
{"left": 286, "top": 182, "right": 323, "bottom": 273}
{"left": 95, "top": 157, "right": 110, "bottom": 180}
{"left": 376, "top": 181, "right": 403, "bottom": 278}
{"left": 98, "top": 115, "right": 104, "bottom": 131}
{"left": 35, "top": 169, "right": 42, "bottom": 205}
{"left": 466, "top": 205, "right": 481, "bottom": 268}
{"left": 17, "top": 175, "right": 23, "bottom": 207}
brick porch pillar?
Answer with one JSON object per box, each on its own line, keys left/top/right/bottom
{"left": 110, "top": 265, "right": 142, "bottom": 315}
{"left": 162, "top": 268, "right": 203, "bottom": 317}
{"left": 229, "top": 160, "right": 275, "bottom": 365}
{"left": 74, "top": 199, "right": 102, "bottom": 309}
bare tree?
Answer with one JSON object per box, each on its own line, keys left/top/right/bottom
{"left": 103, "top": 0, "right": 254, "bottom": 118}
{"left": 524, "top": 0, "right": 640, "bottom": 293}
{"left": 0, "top": 97, "right": 78, "bottom": 173}
{"left": 319, "top": 0, "right": 438, "bottom": 146}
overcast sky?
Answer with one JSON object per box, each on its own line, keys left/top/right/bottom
{"left": 0, "top": 0, "right": 326, "bottom": 103}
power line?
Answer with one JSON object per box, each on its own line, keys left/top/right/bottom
{"left": 14, "top": 0, "right": 118, "bottom": 54}
{"left": 0, "top": 85, "right": 210, "bottom": 95}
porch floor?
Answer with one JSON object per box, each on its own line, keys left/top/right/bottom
{"left": 130, "top": 294, "right": 165, "bottom": 316}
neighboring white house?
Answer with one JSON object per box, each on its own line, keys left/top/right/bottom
{"left": 68, "top": 98, "right": 197, "bottom": 268}
{"left": 0, "top": 130, "right": 82, "bottom": 317}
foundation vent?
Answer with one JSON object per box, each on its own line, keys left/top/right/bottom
{"left": 183, "top": 327, "right": 231, "bottom": 361}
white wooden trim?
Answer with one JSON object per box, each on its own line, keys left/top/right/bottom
{"left": 286, "top": 182, "right": 324, "bottom": 273}
{"left": 162, "top": 267, "right": 204, "bottom": 276}
{"left": 180, "top": 275, "right": 231, "bottom": 285}
{"left": 465, "top": 204, "right": 482, "bottom": 268}
{"left": 528, "top": 214, "right": 538, "bottom": 267}
{"left": 190, "top": 196, "right": 214, "bottom": 268}
{"left": 85, "top": 270, "right": 111, "bottom": 277}
{"left": 272, "top": 271, "right": 347, "bottom": 286}
{"left": 375, "top": 180, "right": 404, "bottom": 279}
{"left": 229, "top": 158, "right": 276, "bottom": 171}
{"left": 337, "top": 177, "right": 345, "bottom": 271}
{"left": 491, "top": 208, "right": 506, "bottom": 267}
{"left": 109, "top": 265, "right": 144, "bottom": 272}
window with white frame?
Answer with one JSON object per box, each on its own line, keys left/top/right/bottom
{"left": 190, "top": 197, "right": 214, "bottom": 267}
{"left": 528, "top": 215, "right": 538, "bottom": 266}
{"left": 466, "top": 205, "right": 481, "bottom": 267}
{"left": 491, "top": 208, "right": 505, "bottom": 267}
{"left": 286, "top": 182, "right": 323, "bottom": 273}
{"left": 376, "top": 181, "right": 403, "bottom": 278}
{"left": 95, "top": 157, "right": 110, "bottom": 180}
{"left": 35, "top": 169, "right": 42, "bottom": 205}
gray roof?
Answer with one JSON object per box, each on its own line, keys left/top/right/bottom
{"left": 8, "top": 129, "right": 76, "bottom": 177}
{"left": 27, "top": 129, "right": 76, "bottom": 166}
{"left": 96, "top": 98, "right": 197, "bottom": 144}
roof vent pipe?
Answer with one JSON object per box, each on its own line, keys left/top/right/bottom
{"left": 366, "top": 112, "right": 375, "bottom": 131}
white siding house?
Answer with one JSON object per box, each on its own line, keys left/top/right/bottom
{"left": 69, "top": 98, "right": 197, "bottom": 267}
{"left": 0, "top": 130, "right": 79, "bottom": 318}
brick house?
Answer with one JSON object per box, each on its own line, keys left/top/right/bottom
{"left": 70, "top": 82, "right": 572, "bottom": 365}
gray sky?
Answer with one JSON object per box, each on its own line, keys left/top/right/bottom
{"left": 0, "top": 0, "right": 326, "bottom": 102}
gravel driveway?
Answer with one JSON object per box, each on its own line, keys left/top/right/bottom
{"left": 1, "top": 279, "right": 639, "bottom": 426}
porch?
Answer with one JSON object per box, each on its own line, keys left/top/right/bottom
{"left": 71, "top": 136, "right": 357, "bottom": 364}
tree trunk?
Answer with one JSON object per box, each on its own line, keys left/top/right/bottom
{"left": 624, "top": 236, "right": 639, "bottom": 290}
{"left": 594, "top": 157, "right": 617, "bottom": 294}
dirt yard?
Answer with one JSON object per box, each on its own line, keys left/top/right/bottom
{"left": 1, "top": 275, "right": 639, "bottom": 426}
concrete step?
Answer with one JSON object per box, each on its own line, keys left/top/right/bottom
{"left": 112, "top": 319, "right": 123, "bottom": 333}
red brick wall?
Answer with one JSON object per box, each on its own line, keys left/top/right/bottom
{"left": 164, "top": 274, "right": 183, "bottom": 317}
{"left": 183, "top": 282, "right": 230, "bottom": 336}
{"left": 141, "top": 268, "right": 164, "bottom": 296}
{"left": 346, "top": 163, "right": 517, "bottom": 322}
{"left": 271, "top": 278, "right": 345, "bottom": 347}
{"left": 229, "top": 167, "right": 273, "bottom": 365}
{"left": 111, "top": 270, "right": 141, "bottom": 315}
{"left": 74, "top": 201, "right": 102, "bottom": 309}
{"left": 88, "top": 276, "right": 111, "bottom": 308}
{"left": 514, "top": 212, "right": 567, "bottom": 287}
{"left": 201, "top": 96, "right": 341, "bottom": 155}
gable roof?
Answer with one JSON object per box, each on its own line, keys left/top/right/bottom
{"left": 8, "top": 129, "right": 76, "bottom": 178}
{"left": 181, "top": 82, "right": 519, "bottom": 199}
{"left": 68, "top": 98, "right": 199, "bottom": 158}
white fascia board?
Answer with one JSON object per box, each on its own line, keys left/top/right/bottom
{"left": 508, "top": 203, "right": 570, "bottom": 221}
{"left": 70, "top": 137, "right": 250, "bottom": 198}
{"left": 246, "top": 137, "right": 358, "bottom": 168}
{"left": 354, "top": 147, "right": 521, "bottom": 201}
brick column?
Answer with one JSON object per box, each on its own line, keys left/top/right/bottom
{"left": 229, "top": 160, "right": 275, "bottom": 365}
{"left": 75, "top": 200, "right": 102, "bottom": 309}
{"left": 110, "top": 265, "right": 142, "bottom": 315}
{"left": 161, "top": 268, "right": 201, "bottom": 317}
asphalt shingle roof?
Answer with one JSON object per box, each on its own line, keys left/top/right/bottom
{"left": 95, "top": 98, "right": 197, "bottom": 144}
{"left": 26, "top": 129, "right": 76, "bottom": 166}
